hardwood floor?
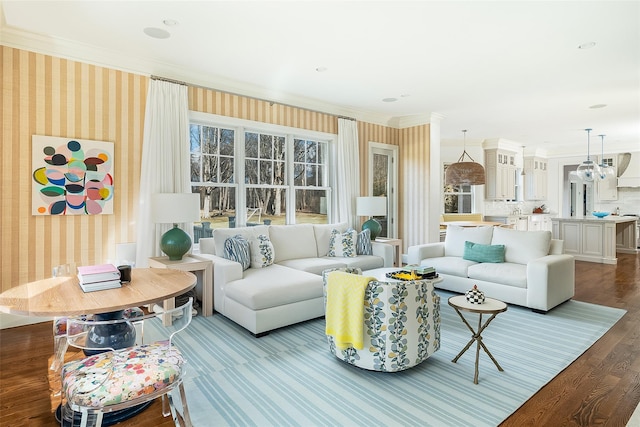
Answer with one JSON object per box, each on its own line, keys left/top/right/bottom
{"left": 1, "top": 253, "right": 639, "bottom": 426}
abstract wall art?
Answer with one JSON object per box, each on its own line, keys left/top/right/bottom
{"left": 32, "top": 135, "right": 115, "bottom": 215}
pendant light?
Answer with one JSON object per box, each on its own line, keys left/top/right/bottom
{"left": 576, "top": 128, "right": 601, "bottom": 182}
{"left": 444, "top": 130, "right": 486, "bottom": 186}
{"left": 597, "top": 134, "right": 615, "bottom": 180}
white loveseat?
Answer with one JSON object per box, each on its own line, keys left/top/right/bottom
{"left": 198, "top": 223, "right": 393, "bottom": 336}
{"left": 407, "top": 226, "right": 575, "bottom": 312}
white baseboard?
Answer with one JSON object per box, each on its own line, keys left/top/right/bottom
{"left": 0, "top": 313, "right": 52, "bottom": 329}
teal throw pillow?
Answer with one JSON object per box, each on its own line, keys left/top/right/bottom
{"left": 463, "top": 241, "right": 505, "bottom": 263}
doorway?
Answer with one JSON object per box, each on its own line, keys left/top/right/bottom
{"left": 368, "top": 142, "right": 398, "bottom": 238}
{"left": 566, "top": 166, "right": 593, "bottom": 216}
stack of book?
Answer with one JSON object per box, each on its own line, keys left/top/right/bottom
{"left": 77, "top": 263, "right": 121, "bottom": 292}
{"left": 402, "top": 264, "right": 437, "bottom": 278}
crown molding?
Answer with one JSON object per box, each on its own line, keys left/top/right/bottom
{"left": 1, "top": 25, "right": 412, "bottom": 129}
{"left": 388, "top": 114, "right": 432, "bottom": 129}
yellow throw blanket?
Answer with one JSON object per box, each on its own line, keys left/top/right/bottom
{"left": 325, "top": 271, "right": 374, "bottom": 350}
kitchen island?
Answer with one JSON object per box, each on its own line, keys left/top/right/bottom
{"left": 551, "top": 216, "right": 638, "bottom": 264}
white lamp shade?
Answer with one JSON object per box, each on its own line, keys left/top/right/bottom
{"left": 151, "top": 193, "right": 200, "bottom": 224}
{"left": 356, "top": 196, "right": 387, "bottom": 217}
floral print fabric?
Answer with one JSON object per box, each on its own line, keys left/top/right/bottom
{"left": 250, "top": 234, "right": 275, "bottom": 268}
{"left": 62, "top": 342, "right": 184, "bottom": 408}
{"left": 323, "top": 268, "right": 440, "bottom": 372}
{"left": 328, "top": 229, "right": 357, "bottom": 258}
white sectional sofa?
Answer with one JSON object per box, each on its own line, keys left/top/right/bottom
{"left": 407, "top": 225, "right": 575, "bottom": 312}
{"left": 198, "top": 223, "right": 393, "bottom": 336}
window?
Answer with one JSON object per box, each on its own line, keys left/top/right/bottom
{"left": 244, "top": 131, "right": 287, "bottom": 225}
{"left": 189, "top": 112, "right": 333, "bottom": 237}
{"left": 190, "top": 124, "right": 237, "bottom": 232}
{"left": 293, "top": 138, "right": 329, "bottom": 224}
{"left": 443, "top": 163, "right": 473, "bottom": 213}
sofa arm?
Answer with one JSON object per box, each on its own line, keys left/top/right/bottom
{"left": 407, "top": 243, "right": 445, "bottom": 265}
{"left": 526, "top": 254, "right": 575, "bottom": 311}
{"left": 371, "top": 242, "right": 394, "bottom": 267}
{"left": 198, "top": 237, "right": 216, "bottom": 255}
{"left": 197, "top": 253, "right": 244, "bottom": 313}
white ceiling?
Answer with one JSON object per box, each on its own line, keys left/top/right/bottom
{"left": 1, "top": 0, "right": 639, "bottom": 156}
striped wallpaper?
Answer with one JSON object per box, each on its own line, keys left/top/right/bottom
{"left": 1, "top": 46, "right": 147, "bottom": 292}
{"left": 1, "top": 45, "right": 432, "bottom": 293}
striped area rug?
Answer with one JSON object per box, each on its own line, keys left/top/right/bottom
{"left": 167, "top": 293, "right": 625, "bottom": 427}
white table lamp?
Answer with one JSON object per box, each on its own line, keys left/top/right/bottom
{"left": 152, "top": 193, "right": 200, "bottom": 260}
{"left": 356, "top": 196, "right": 387, "bottom": 240}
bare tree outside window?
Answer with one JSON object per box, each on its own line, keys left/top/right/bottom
{"left": 190, "top": 125, "right": 236, "bottom": 231}
{"left": 443, "top": 163, "right": 473, "bottom": 213}
{"left": 294, "top": 138, "right": 329, "bottom": 224}
{"left": 190, "top": 123, "right": 331, "bottom": 238}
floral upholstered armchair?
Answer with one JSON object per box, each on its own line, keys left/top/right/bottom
{"left": 322, "top": 268, "right": 441, "bottom": 372}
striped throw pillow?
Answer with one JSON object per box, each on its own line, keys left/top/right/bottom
{"left": 356, "top": 228, "right": 373, "bottom": 255}
{"left": 223, "top": 235, "right": 251, "bottom": 270}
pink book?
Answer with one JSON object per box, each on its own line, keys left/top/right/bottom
{"left": 77, "top": 263, "right": 121, "bottom": 284}
{"left": 77, "top": 264, "right": 119, "bottom": 275}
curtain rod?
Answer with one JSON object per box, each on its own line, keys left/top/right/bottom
{"left": 150, "top": 75, "right": 187, "bottom": 86}
{"left": 150, "top": 74, "right": 356, "bottom": 121}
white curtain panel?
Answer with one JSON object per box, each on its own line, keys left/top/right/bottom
{"left": 334, "top": 118, "right": 360, "bottom": 226}
{"left": 135, "top": 80, "right": 191, "bottom": 267}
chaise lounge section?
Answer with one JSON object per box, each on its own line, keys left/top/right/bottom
{"left": 198, "top": 223, "right": 393, "bottom": 335}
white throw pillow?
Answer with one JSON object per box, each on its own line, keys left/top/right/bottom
{"left": 250, "top": 234, "right": 275, "bottom": 268}
{"left": 444, "top": 225, "right": 494, "bottom": 257}
{"left": 328, "top": 229, "right": 357, "bottom": 258}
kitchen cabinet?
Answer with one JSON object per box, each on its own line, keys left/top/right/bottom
{"left": 551, "top": 216, "right": 637, "bottom": 264}
{"left": 516, "top": 216, "right": 528, "bottom": 230}
{"left": 485, "top": 148, "right": 516, "bottom": 200}
{"left": 596, "top": 155, "right": 618, "bottom": 201}
{"left": 523, "top": 156, "right": 548, "bottom": 201}
{"left": 528, "top": 214, "right": 552, "bottom": 232}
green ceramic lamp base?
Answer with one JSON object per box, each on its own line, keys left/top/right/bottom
{"left": 362, "top": 218, "right": 382, "bottom": 240}
{"left": 160, "top": 224, "right": 192, "bottom": 261}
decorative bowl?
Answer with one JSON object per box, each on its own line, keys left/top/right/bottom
{"left": 385, "top": 270, "right": 438, "bottom": 281}
{"left": 465, "top": 285, "right": 485, "bottom": 304}
{"left": 592, "top": 212, "right": 610, "bottom": 218}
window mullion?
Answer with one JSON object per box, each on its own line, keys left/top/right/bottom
{"left": 285, "top": 134, "right": 296, "bottom": 224}
{"left": 236, "top": 126, "right": 247, "bottom": 226}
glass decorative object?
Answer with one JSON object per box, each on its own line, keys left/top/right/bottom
{"left": 576, "top": 128, "right": 601, "bottom": 182}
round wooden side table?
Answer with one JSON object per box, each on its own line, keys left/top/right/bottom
{"left": 448, "top": 295, "right": 507, "bottom": 384}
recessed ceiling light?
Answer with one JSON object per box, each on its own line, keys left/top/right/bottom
{"left": 143, "top": 27, "right": 170, "bottom": 39}
{"left": 382, "top": 97, "right": 398, "bottom": 103}
{"left": 589, "top": 104, "right": 607, "bottom": 109}
{"left": 163, "top": 19, "right": 179, "bottom": 27}
{"left": 400, "top": 94, "right": 410, "bottom": 98}
{"left": 578, "top": 42, "right": 596, "bottom": 49}
{"left": 315, "top": 67, "right": 328, "bottom": 72}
